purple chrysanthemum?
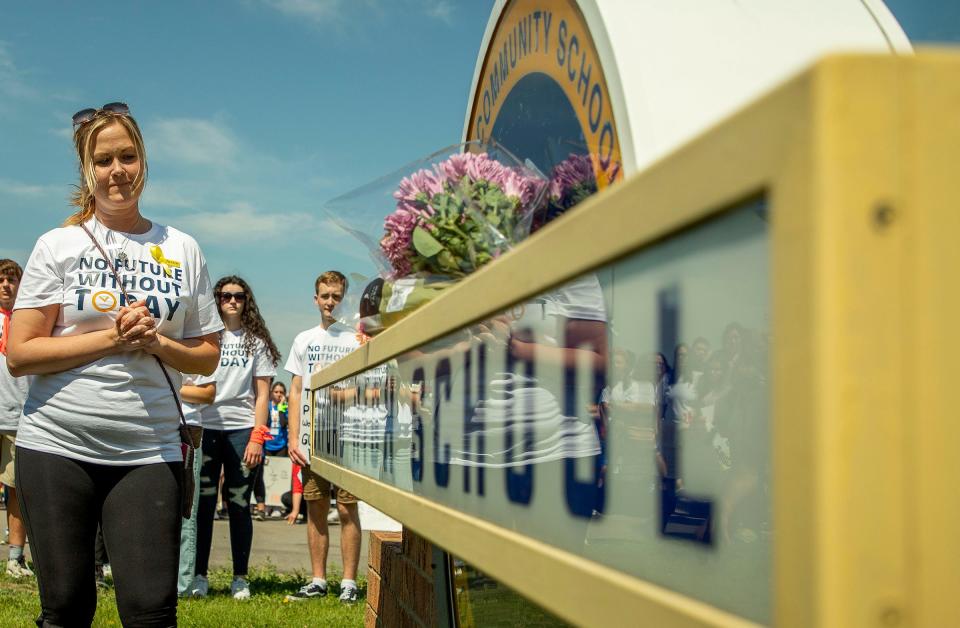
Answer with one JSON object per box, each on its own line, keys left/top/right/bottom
{"left": 381, "top": 151, "right": 545, "bottom": 278}
{"left": 548, "top": 153, "right": 596, "bottom": 200}
{"left": 381, "top": 208, "right": 418, "bottom": 276}
{"left": 395, "top": 169, "right": 443, "bottom": 208}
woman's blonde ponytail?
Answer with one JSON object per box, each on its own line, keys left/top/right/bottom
{"left": 64, "top": 184, "right": 95, "bottom": 227}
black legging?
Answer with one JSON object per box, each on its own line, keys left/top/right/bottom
{"left": 16, "top": 447, "right": 181, "bottom": 628}
{"left": 253, "top": 462, "right": 265, "bottom": 506}
{"left": 195, "top": 428, "right": 255, "bottom": 577}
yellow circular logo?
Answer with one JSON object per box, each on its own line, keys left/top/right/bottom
{"left": 467, "top": 0, "right": 623, "bottom": 189}
{"left": 92, "top": 291, "right": 118, "bottom": 312}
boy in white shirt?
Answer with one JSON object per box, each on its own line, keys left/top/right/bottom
{"left": 285, "top": 271, "right": 362, "bottom": 603}
{"left": 0, "top": 260, "right": 31, "bottom": 578}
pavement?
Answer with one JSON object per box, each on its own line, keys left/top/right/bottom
{"left": 1, "top": 502, "right": 369, "bottom": 576}
{"left": 209, "top": 510, "right": 370, "bottom": 574}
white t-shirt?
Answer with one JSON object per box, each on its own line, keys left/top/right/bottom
{"left": 14, "top": 219, "right": 223, "bottom": 465}
{"left": 197, "top": 329, "right": 277, "bottom": 430}
{"left": 180, "top": 374, "right": 205, "bottom": 428}
{"left": 284, "top": 322, "right": 360, "bottom": 458}
{"left": 542, "top": 274, "right": 607, "bottom": 322}
{"left": 601, "top": 380, "right": 643, "bottom": 405}
{"left": 0, "top": 310, "right": 29, "bottom": 434}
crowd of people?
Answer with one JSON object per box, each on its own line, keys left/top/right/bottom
{"left": 601, "top": 321, "right": 770, "bottom": 543}
{"left": 0, "top": 103, "right": 364, "bottom": 626}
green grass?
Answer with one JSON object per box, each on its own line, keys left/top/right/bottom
{"left": 0, "top": 564, "right": 366, "bottom": 627}
{"left": 454, "top": 567, "right": 568, "bottom": 628}
{"left": 458, "top": 585, "right": 568, "bottom": 628}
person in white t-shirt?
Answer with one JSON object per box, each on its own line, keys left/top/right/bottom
{"left": 0, "top": 259, "right": 32, "bottom": 579}
{"left": 251, "top": 381, "right": 289, "bottom": 521}
{"left": 7, "top": 103, "right": 222, "bottom": 627}
{"left": 284, "top": 270, "right": 362, "bottom": 604}
{"left": 188, "top": 275, "right": 279, "bottom": 601}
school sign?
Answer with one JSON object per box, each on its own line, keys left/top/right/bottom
{"left": 309, "top": 3, "right": 960, "bottom": 627}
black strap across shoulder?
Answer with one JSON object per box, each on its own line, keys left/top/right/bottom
{"left": 79, "top": 222, "right": 190, "bottom": 430}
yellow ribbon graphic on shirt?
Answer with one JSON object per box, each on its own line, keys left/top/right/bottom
{"left": 150, "top": 245, "right": 181, "bottom": 277}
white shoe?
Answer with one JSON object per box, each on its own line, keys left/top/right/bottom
{"left": 231, "top": 576, "right": 251, "bottom": 600}
{"left": 6, "top": 558, "right": 34, "bottom": 578}
{"left": 188, "top": 575, "right": 209, "bottom": 598}
{"left": 327, "top": 509, "right": 340, "bottom": 525}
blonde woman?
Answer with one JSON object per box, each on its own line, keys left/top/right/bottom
{"left": 8, "top": 103, "right": 222, "bottom": 626}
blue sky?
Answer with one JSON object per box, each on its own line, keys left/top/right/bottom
{"left": 0, "top": 0, "right": 954, "bottom": 377}
{"left": 0, "top": 0, "right": 495, "bottom": 374}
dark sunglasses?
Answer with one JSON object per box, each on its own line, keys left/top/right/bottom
{"left": 72, "top": 102, "right": 130, "bottom": 128}
{"left": 218, "top": 292, "right": 247, "bottom": 303}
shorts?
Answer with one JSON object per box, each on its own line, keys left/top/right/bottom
{"left": 301, "top": 467, "right": 357, "bottom": 504}
{"left": 1, "top": 434, "right": 16, "bottom": 488}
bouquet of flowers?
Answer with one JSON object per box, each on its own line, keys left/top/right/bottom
{"left": 381, "top": 151, "right": 545, "bottom": 279}
{"left": 537, "top": 153, "right": 621, "bottom": 230}
{"left": 325, "top": 142, "right": 547, "bottom": 331}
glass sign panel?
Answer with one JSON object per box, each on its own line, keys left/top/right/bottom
{"left": 314, "top": 199, "right": 770, "bottom": 622}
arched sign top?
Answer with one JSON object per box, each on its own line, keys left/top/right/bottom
{"left": 465, "top": 0, "right": 623, "bottom": 190}
{"left": 464, "top": 0, "right": 910, "bottom": 178}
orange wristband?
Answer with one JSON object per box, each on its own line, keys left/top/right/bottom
{"left": 249, "top": 424, "right": 274, "bottom": 445}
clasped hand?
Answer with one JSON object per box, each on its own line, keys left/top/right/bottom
{"left": 115, "top": 300, "right": 159, "bottom": 352}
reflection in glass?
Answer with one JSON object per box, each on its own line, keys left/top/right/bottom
{"left": 315, "top": 200, "right": 770, "bottom": 622}
{"left": 491, "top": 72, "right": 586, "bottom": 176}
{"left": 490, "top": 71, "right": 621, "bottom": 226}
{"left": 451, "top": 556, "right": 569, "bottom": 628}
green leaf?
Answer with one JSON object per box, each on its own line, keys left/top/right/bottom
{"left": 466, "top": 239, "right": 478, "bottom": 267}
{"left": 431, "top": 194, "right": 447, "bottom": 217}
{"left": 437, "top": 250, "right": 460, "bottom": 273}
{"left": 412, "top": 226, "right": 445, "bottom": 258}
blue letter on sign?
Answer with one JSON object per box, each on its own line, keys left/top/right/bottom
{"left": 462, "top": 344, "right": 486, "bottom": 495}
{"left": 657, "top": 286, "right": 713, "bottom": 544}
{"left": 433, "top": 358, "right": 452, "bottom": 488}
{"left": 411, "top": 366, "right": 425, "bottom": 483}
{"left": 563, "top": 323, "right": 607, "bottom": 518}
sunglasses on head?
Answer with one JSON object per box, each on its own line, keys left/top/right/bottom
{"left": 218, "top": 292, "right": 247, "bottom": 303}
{"left": 72, "top": 102, "right": 130, "bottom": 129}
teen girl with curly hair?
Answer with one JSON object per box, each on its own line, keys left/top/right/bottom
{"left": 188, "top": 275, "right": 280, "bottom": 599}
